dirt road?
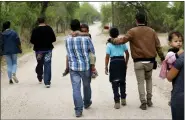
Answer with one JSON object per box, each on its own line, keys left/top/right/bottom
{"left": 1, "top": 22, "right": 172, "bottom": 119}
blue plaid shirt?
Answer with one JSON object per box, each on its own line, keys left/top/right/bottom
{"left": 65, "top": 35, "right": 95, "bottom": 71}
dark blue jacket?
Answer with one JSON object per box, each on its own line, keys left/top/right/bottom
{"left": 2, "top": 29, "right": 22, "bottom": 55}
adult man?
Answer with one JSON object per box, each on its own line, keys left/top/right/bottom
{"left": 65, "top": 19, "right": 95, "bottom": 117}
{"left": 109, "top": 12, "right": 165, "bottom": 110}
{"left": 30, "top": 17, "right": 56, "bottom": 88}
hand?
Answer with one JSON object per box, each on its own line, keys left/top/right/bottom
{"left": 36, "top": 53, "right": 43, "bottom": 60}
{"left": 126, "top": 61, "right": 128, "bottom": 68}
{"left": 177, "top": 49, "right": 184, "bottom": 55}
{"left": 71, "top": 31, "right": 80, "bottom": 37}
{"left": 105, "top": 67, "right": 108, "bottom": 75}
{"left": 160, "top": 57, "right": 165, "bottom": 62}
{"left": 19, "top": 45, "right": 22, "bottom": 53}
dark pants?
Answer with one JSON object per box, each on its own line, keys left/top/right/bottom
{"left": 35, "top": 51, "right": 52, "bottom": 85}
{"left": 109, "top": 56, "right": 127, "bottom": 103}
{"left": 112, "top": 81, "right": 126, "bottom": 103}
{"left": 171, "top": 92, "right": 184, "bottom": 120}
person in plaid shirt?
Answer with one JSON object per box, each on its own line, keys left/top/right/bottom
{"left": 65, "top": 19, "right": 95, "bottom": 117}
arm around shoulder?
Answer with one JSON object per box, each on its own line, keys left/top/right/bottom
{"left": 111, "top": 30, "right": 132, "bottom": 45}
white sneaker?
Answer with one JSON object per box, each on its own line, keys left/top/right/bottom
{"left": 45, "top": 85, "right": 50, "bottom": 88}
{"left": 12, "top": 74, "right": 19, "bottom": 83}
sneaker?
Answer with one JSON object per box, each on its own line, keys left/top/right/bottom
{"left": 140, "top": 103, "right": 147, "bottom": 110}
{"left": 76, "top": 112, "right": 82, "bottom": 117}
{"left": 147, "top": 99, "right": 153, "bottom": 107}
{"left": 114, "top": 102, "right": 120, "bottom": 109}
{"left": 121, "top": 99, "right": 126, "bottom": 106}
{"left": 45, "top": 85, "right": 50, "bottom": 88}
{"left": 12, "top": 74, "right": 19, "bottom": 83}
{"left": 9, "top": 79, "right": 13, "bottom": 84}
{"left": 38, "top": 79, "right": 42, "bottom": 84}
{"left": 84, "top": 101, "right": 92, "bottom": 109}
{"left": 63, "top": 69, "right": 69, "bottom": 76}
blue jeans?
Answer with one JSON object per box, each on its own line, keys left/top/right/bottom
{"left": 35, "top": 51, "right": 52, "bottom": 85}
{"left": 5, "top": 54, "right": 17, "bottom": 80}
{"left": 171, "top": 92, "right": 184, "bottom": 120}
{"left": 69, "top": 69, "right": 92, "bottom": 114}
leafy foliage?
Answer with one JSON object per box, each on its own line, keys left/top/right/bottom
{"left": 100, "top": 1, "right": 184, "bottom": 35}
{"left": 75, "top": 2, "right": 100, "bottom": 25}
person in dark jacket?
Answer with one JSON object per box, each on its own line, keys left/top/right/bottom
{"left": 2, "top": 21, "right": 22, "bottom": 84}
{"left": 30, "top": 17, "right": 56, "bottom": 88}
{"left": 167, "top": 52, "right": 184, "bottom": 120}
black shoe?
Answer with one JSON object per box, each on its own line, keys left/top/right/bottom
{"left": 45, "top": 85, "right": 50, "bottom": 88}
{"left": 9, "top": 79, "right": 13, "bottom": 84}
{"left": 76, "top": 112, "right": 82, "bottom": 117}
{"left": 38, "top": 79, "right": 42, "bottom": 84}
{"left": 140, "top": 103, "right": 147, "bottom": 110}
{"left": 147, "top": 99, "right": 153, "bottom": 107}
{"left": 84, "top": 101, "right": 92, "bottom": 109}
{"left": 63, "top": 69, "right": 69, "bottom": 76}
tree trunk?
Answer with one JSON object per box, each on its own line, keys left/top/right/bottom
{"left": 56, "top": 22, "right": 59, "bottom": 33}
{"left": 40, "top": 1, "right": 49, "bottom": 18}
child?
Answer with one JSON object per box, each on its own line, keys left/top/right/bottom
{"left": 159, "top": 31, "right": 183, "bottom": 106}
{"left": 105, "top": 27, "right": 129, "bottom": 109}
{"left": 160, "top": 31, "right": 183, "bottom": 79}
{"left": 63, "top": 24, "right": 98, "bottom": 78}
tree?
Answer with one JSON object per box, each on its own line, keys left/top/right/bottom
{"left": 100, "top": 3, "right": 112, "bottom": 27}
{"left": 100, "top": 1, "right": 184, "bottom": 35}
{"left": 75, "top": 2, "right": 100, "bottom": 25}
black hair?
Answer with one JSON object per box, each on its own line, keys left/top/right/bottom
{"left": 168, "top": 31, "right": 183, "bottom": 42}
{"left": 81, "top": 24, "right": 89, "bottom": 31}
{"left": 135, "top": 12, "right": 146, "bottom": 24}
{"left": 2, "top": 21, "right": 11, "bottom": 32}
{"left": 109, "top": 27, "right": 119, "bottom": 38}
{"left": 70, "top": 19, "right": 81, "bottom": 31}
{"left": 37, "top": 17, "right": 45, "bottom": 24}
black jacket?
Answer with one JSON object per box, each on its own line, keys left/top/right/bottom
{"left": 30, "top": 25, "right": 56, "bottom": 51}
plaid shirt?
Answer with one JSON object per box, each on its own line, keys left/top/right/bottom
{"left": 65, "top": 35, "right": 95, "bottom": 71}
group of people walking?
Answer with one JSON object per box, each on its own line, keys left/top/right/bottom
{"left": 0, "top": 12, "right": 184, "bottom": 120}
